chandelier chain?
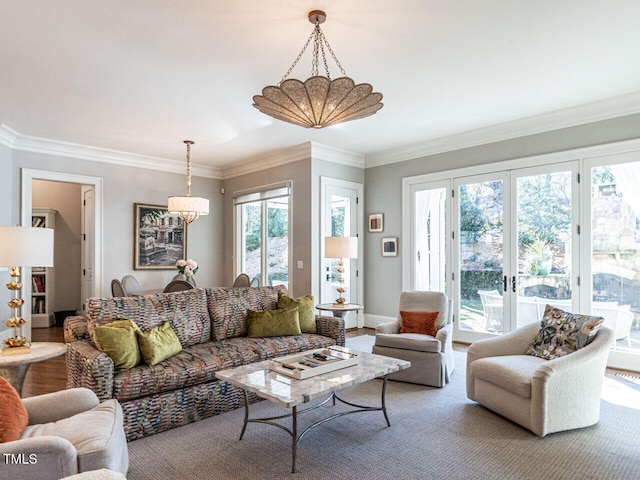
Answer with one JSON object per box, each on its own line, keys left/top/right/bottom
{"left": 280, "top": 27, "right": 316, "bottom": 84}
{"left": 318, "top": 27, "right": 346, "bottom": 77}
{"left": 279, "top": 20, "right": 347, "bottom": 84}
{"left": 185, "top": 142, "right": 192, "bottom": 197}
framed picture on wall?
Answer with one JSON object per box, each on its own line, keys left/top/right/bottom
{"left": 368, "top": 213, "right": 384, "bottom": 232}
{"left": 382, "top": 237, "right": 398, "bottom": 257}
{"left": 134, "top": 203, "right": 187, "bottom": 269}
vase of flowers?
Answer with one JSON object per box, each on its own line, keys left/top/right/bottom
{"left": 176, "top": 259, "right": 198, "bottom": 286}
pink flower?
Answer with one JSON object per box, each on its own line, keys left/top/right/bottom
{"left": 186, "top": 259, "right": 198, "bottom": 269}
{"left": 176, "top": 259, "right": 187, "bottom": 267}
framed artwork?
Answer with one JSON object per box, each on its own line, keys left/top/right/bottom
{"left": 368, "top": 213, "right": 384, "bottom": 232}
{"left": 382, "top": 237, "right": 398, "bottom": 257}
{"left": 134, "top": 203, "right": 187, "bottom": 269}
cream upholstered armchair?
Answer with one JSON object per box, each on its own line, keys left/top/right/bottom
{"left": 466, "top": 322, "right": 615, "bottom": 436}
{"left": 372, "top": 291, "right": 455, "bottom": 387}
{"left": 0, "top": 388, "right": 128, "bottom": 480}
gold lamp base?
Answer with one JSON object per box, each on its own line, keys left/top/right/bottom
{"left": 3, "top": 266, "right": 31, "bottom": 355}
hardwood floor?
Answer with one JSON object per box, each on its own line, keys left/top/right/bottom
{"left": 22, "top": 326, "right": 67, "bottom": 398}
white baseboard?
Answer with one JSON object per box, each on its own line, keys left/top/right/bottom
{"left": 363, "top": 313, "right": 395, "bottom": 329}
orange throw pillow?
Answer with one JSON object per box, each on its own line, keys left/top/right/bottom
{"left": 400, "top": 311, "right": 439, "bottom": 336}
{"left": 0, "top": 377, "right": 28, "bottom": 443}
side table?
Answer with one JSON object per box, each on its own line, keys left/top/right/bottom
{"left": 316, "top": 303, "right": 363, "bottom": 319}
{"left": 0, "top": 342, "right": 67, "bottom": 396}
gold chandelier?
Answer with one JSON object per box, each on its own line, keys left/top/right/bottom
{"left": 168, "top": 140, "right": 209, "bottom": 224}
{"left": 253, "top": 10, "right": 383, "bottom": 129}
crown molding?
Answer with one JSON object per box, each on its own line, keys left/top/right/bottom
{"left": 0, "top": 124, "right": 221, "bottom": 179}
{"left": 365, "top": 91, "right": 640, "bottom": 168}
{"left": 220, "top": 141, "right": 364, "bottom": 179}
{"left": 310, "top": 142, "right": 365, "bottom": 168}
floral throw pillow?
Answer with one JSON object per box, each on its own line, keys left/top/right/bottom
{"left": 526, "top": 304, "right": 604, "bottom": 360}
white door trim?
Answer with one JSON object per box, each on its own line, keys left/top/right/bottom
{"left": 21, "top": 169, "right": 103, "bottom": 330}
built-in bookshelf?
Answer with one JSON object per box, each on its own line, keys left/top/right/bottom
{"left": 31, "top": 208, "right": 57, "bottom": 328}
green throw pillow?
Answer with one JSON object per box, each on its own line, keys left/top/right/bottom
{"left": 137, "top": 322, "right": 183, "bottom": 366}
{"left": 247, "top": 307, "right": 302, "bottom": 338}
{"left": 93, "top": 319, "right": 141, "bottom": 372}
{"left": 526, "top": 304, "right": 604, "bottom": 360}
{"left": 278, "top": 292, "right": 316, "bottom": 333}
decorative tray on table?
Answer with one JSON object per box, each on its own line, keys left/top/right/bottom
{"left": 269, "top": 347, "right": 359, "bottom": 380}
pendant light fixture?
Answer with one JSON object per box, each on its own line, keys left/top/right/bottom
{"left": 168, "top": 140, "right": 209, "bottom": 224}
{"left": 253, "top": 10, "right": 383, "bottom": 129}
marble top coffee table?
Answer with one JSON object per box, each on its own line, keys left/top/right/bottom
{"left": 215, "top": 345, "right": 410, "bottom": 473}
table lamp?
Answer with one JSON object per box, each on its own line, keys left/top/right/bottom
{"left": 325, "top": 236, "right": 358, "bottom": 306}
{"left": 0, "top": 226, "right": 54, "bottom": 355}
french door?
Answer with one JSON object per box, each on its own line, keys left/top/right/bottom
{"left": 453, "top": 162, "right": 579, "bottom": 343}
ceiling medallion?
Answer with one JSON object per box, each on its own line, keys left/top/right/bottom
{"left": 253, "top": 10, "right": 383, "bottom": 129}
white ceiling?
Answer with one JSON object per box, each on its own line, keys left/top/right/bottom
{"left": 2, "top": 0, "right": 640, "bottom": 174}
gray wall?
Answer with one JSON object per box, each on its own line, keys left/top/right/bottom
{"left": 364, "top": 113, "right": 640, "bottom": 318}
{"left": 0, "top": 144, "right": 12, "bottom": 336}
{"left": 222, "top": 158, "right": 312, "bottom": 298}
{"left": 32, "top": 180, "right": 82, "bottom": 312}
{"left": 10, "top": 149, "right": 223, "bottom": 298}
{"left": 221, "top": 155, "right": 365, "bottom": 301}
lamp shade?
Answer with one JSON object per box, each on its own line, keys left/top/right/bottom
{"left": 167, "top": 196, "right": 210, "bottom": 216}
{"left": 0, "top": 226, "right": 54, "bottom": 267}
{"left": 325, "top": 236, "right": 358, "bottom": 259}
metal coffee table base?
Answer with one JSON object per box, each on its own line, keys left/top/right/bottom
{"left": 239, "top": 375, "right": 390, "bottom": 473}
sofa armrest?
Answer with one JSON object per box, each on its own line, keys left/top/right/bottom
{"left": 64, "top": 315, "right": 91, "bottom": 343}
{"left": 23, "top": 388, "right": 99, "bottom": 425}
{"left": 65, "top": 340, "right": 114, "bottom": 400}
{"left": 0, "top": 436, "right": 78, "bottom": 480}
{"left": 315, "top": 314, "right": 345, "bottom": 346}
{"left": 375, "top": 321, "right": 400, "bottom": 335}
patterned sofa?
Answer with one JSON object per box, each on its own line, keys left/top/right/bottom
{"left": 64, "top": 286, "right": 344, "bottom": 441}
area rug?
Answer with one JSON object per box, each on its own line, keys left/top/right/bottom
{"left": 127, "top": 336, "right": 640, "bottom": 479}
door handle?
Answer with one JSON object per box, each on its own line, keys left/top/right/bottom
{"left": 512, "top": 276, "right": 517, "bottom": 293}
{"left": 503, "top": 275, "right": 507, "bottom": 292}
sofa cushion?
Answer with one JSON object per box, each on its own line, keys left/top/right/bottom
{"left": 87, "top": 289, "right": 211, "bottom": 348}
{"left": 247, "top": 308, "right": 302, "bottom": 338}
{"left": 137, "top": 322, "right": 182, "bottom": 366}
{"left": 375, "top": 333, "right": 442, "bottom": 353}
{"left": 470, "top": 355, "right": 546, "bottom": 398}
{"left": 278, "top": 292, "right": 317, "bottom": 333}
{"left": 526, "top": 304, "right": 604, "bottom": 360}
{"left": 163, "top": 289, "right": 212, "bottom": 347}
{"left": 93, "top": 319, "right": 141, "bottom": 372}
{"left": 113, "top": 342, "right": 259, "bottom": 401}
{"left": 0, "top": 377, "right": 28, "bottom": 442}
{"left": 206, "top": 286, "right": 284, "bottom": 340}
{"left": 226, "top": 334, "right": 337, "bottom": 360}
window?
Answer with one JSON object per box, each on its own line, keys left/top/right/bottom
{"left": 235, "top": 182, "right": 291, "bottom": 288}
{"left": 404, "top": 145, "right": 640, "bottom": 371}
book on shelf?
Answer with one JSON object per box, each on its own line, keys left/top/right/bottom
{"left": 32, "top": 216, "right": 45, "bottom": 227}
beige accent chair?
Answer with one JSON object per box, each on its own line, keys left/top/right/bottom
{"left": 372, "top": 291, "right": 455, "bottom": 387}
{"left": 466, "top": 322, "right": 615, "bottom": 436}
{"left": 0, "top": 388, "right": 128, "bottom": 480}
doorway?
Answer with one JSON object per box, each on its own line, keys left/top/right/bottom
{"left": 320, "top": 177, "right": 364, "bottom": 329}
{"left": 21, "top": 169, "right": 103, "bottom": 338}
